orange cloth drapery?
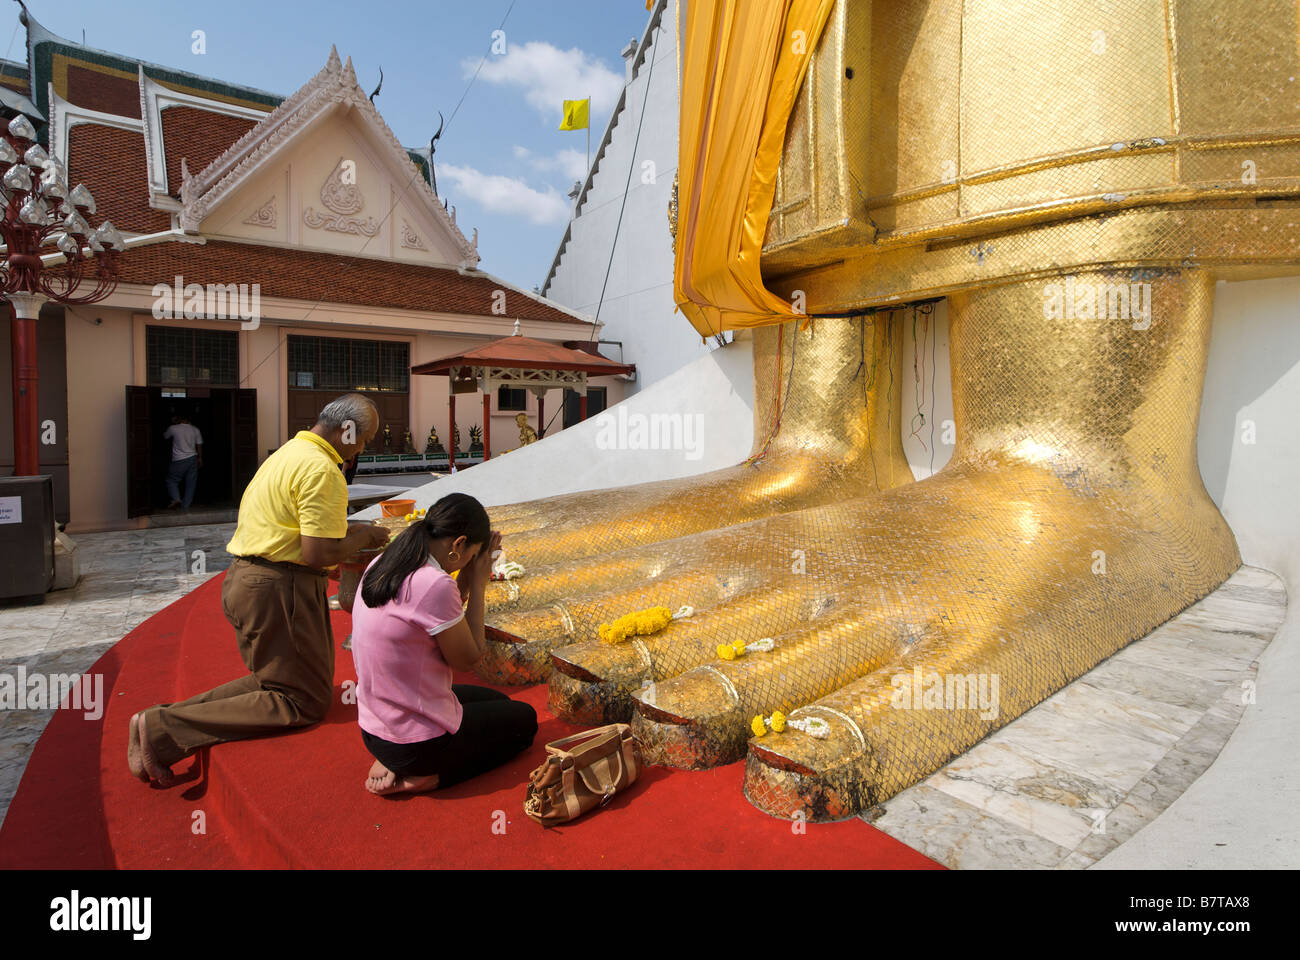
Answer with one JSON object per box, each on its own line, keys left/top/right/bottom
{"left": 674, "top": 0, "right": 835, "bottom": 338}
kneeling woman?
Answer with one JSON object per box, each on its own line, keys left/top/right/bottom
{"left": 351, "top": 493, "right": 537, "bottom": 795}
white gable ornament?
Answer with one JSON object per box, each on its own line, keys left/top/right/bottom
{"left": 304, "top": 157, "right": 379, "bottom": 237}
{"left": 176, "top": 47, "right": 478, "bottom": 266}
{"left": 242, "top": 196, "right": 277, "bottom": 228}
{"left": 400, "top": 220, "right": 426, "bottom": 250}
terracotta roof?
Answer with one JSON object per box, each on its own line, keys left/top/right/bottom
{"left": 111, "top": 239, "right": 595, "bottom": 326}
{"left": 161, "top": 106, "right": 258, "bottom": 194}
{"left": 67, "top": 124, "right": 171, "bottom": 234}
{"left": 412, "top": 335, "right": 634, "bottom": 376}
{"left": 66, "top": 62, "right": 142, "bottom": 118}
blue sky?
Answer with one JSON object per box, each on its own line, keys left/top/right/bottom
{"left": 12, "top": 0, "right": 654, "bottom": 289}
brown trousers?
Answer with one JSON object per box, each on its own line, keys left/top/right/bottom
{"left": 146, "top": 557, "right": 336, "bottom": 765}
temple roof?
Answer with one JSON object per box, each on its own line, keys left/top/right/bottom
{"left": 20, "top": 3, "right": 594, "bottom": 333}
{"left": 413, "top": 335, "right": 634, "bottom": 376}
{"left": 109, "top": 239, "right": 593, "bottom": 325}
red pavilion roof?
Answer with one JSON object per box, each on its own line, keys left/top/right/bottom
{"left": 412, "top": 335, "right": 635, "bottom": 377}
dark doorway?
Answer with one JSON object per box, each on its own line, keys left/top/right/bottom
{"left": 563, "top": 386, "right": 607, "bottom": 429}
{"left": 126, "top": 386, "right": 257, "bottom": 518}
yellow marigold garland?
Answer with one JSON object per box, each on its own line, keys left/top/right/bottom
{"left": 599, "top": 606, "right": 673, "bottom": 644}
{"left": 750, "top": 710, "right": 830, "bottom": 739}
{"left": 717, "top": 637, "right": 775, "bottom": 661}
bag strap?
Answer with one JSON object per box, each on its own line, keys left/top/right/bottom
{"left": 576, "top": 745, "right": 625, "bottom": 798}
{"left": 545, "top": 724, "right": 625, "bottom": 755}
{"left": 559, "top": 761, "right": 581, "bottom": 820}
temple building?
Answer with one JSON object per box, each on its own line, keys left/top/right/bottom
{"left": 0, "top": 9, "right": 629, "bottom": 531}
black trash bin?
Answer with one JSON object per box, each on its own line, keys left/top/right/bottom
{"left": 0, "top": 475, "right": 54, "bottom": 604}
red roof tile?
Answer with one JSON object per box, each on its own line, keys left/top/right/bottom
{"left": 113, "top": 239, "right": 593, "bottom": 326}
{"left": 412, "top": 335, "right": 633, "bottom": 376}
{"left": 161, "top": 106, "right": 258, "bottom": 194}
{"left": 66, "top": 63, "right": 141, "bottom": 118}
{"left": 67, "top": 125, "right": 171, "bottom": 234}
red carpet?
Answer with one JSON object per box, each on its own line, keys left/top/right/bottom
{"left": 0, "top": 572, "right": 941, "bottom": 869}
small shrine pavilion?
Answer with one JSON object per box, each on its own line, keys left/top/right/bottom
{"left": 411, "top": 330, "right": 635, "bottom": 468}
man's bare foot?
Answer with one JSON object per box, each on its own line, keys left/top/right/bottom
{"left": 127, "top": 713, "right": 149, "bottom": 782}
{"left": 136, "top": 710, "right": 175, "bottom": 786}
{"left": 365, "top": 760, "right": 439, "bottom": 796}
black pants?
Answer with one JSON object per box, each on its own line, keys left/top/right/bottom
{"left": 361, "top": 684, "right": 538, "bottom": 786}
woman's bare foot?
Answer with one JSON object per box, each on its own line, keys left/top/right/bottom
{"left": 135, "top": 710, "right": 175, "bottom": 786}
{"left": 365, "top": 759, "right": 397, "bottom": 793}
{"left": 365, "top": 759, "right": 439, "bottom": 796}
{"left": 126, "top": 713, "right": 149, "bottom": 781}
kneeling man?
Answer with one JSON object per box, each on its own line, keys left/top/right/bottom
{"left": 128, "top": 394, "right": 390, "bottom": 785}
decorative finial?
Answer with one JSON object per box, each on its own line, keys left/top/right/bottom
{"left": 342, "top": 56, "right": 358, "bottom": 89}
{"left": 179, "top": 157, "right": 194, "bottom": 203}
{"left": 326, "top": 46, "right": 342, "bottom": 74}
{"left": 513, "top": 319, "right": 521, "bottom": 336}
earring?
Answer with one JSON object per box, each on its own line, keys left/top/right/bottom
{"left": 449, "top": 551, "right": 460, "bottom": 562}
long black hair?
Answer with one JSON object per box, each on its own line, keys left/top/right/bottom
{"left": 360, "top": 493, "right": 490, "bottom": 608}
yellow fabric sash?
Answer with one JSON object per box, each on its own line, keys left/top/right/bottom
{"left": 673, "top": 0, "right": 834, "bottom": 337}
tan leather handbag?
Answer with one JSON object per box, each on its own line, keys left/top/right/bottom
{"left": 524, "top": 724, "right": 642, "bottom": 826}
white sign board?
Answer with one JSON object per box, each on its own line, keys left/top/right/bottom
{"left": 0, "top": 496, "right": 22, "bottom": 524}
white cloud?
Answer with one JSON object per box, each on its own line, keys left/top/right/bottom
{"left": 439, "top": 163, "right": 570, "bottom": 226}
{"left": 514, "top": 146, "right": 589, "bottom": 181}
{"left": 469, "top": 41, "right": 623, "bottom": 122}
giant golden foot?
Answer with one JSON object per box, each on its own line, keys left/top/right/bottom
{"left": 490, "top": 268, "right": 1239, "bottom": 819}
{"left": 483, "top": 316, "right": 912, "bottom": 608}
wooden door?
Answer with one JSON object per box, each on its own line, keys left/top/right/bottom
{"left": 125, "top": 386, "right": 153, "bottom": 518}
{"left": 232, "top": 388, "right": 258, "bottom": 502}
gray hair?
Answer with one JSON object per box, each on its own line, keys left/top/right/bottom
{"left": 317, "top": 393, "right": 379, "bottom": 437}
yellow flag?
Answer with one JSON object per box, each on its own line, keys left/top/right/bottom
{"left": 559, "top": 98, "right": 590, "bottom": 131}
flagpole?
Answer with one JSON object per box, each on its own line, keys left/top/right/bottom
{"left": 586, "top": 94, "right": 591, "bottom": 173}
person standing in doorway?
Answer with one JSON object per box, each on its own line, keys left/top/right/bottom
{"left": 164, "top": 412, "right": 203, "bottom": 510}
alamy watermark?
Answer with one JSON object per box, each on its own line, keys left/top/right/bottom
{"left": 593, "top": 406, "right": 705, "bottom": 461}
{"left": 890, "top": 667, "right": 1000, "bottom": 720}
{"left": 0, "top": 667, "right": 103, "bottom": 720}
{"left": 152, "top": 275, "right": 262, "bottom": 330}
{"left": 1042, "top": 275, "right": 1152, "bottom": 329}
{"left": 50, "top": 891, "right": 150, "bottom": 940}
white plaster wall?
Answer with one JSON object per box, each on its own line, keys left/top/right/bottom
{"left": 1097, "top": 275, "right": 1300, "bottom": 868}
{"left": 64, "top": 306, "right": 135, "bottom": 532}
{"left": 544, "top": 8, "right": 712, "bottom": 393}
{"left": 356, "top": 336, "right": 755, "bottom": 515}
{"left": 899, "top": 301, "right": 954, "bottom": 480}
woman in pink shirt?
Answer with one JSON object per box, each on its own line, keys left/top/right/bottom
{"left": 351, "top": 493, "right": 536, "bottom": 795}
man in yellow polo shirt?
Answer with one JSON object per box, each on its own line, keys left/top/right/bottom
{"left": 128, "top": 394, "right": 390, "bottom": 785}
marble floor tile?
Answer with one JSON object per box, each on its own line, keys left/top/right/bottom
{"left": 0, "top": 633, "right": 57, "bottom": 660}
{"left": 1034, "top": 678, "right": 1202, "bottom": 749}
{"left": 873, "top": 783, "right": 1077, "bottom": 869}
{"left": 1078, "top": 657, "right": 1226, "bottom": 713}
{"left": 1056, "top": 850, "right": 1099, "bottom": 869}
{"left": 992, "top": 709, "right": 1172, "bottom": 795}
{"left": 869, "top": 567, "right": 1285, "bottom": 868}
{"left": 1117, "top": 640, "right": 1252, "bottom": 685}
{"left": 924, "top": 740, "right": 1122, "bottom": 850}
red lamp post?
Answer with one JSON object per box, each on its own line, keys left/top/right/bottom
{"left": 1, "top": 112, "right": 124, "bottom": 475}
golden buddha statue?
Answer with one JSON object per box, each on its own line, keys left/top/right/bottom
{"left": 516, "top": 413, "right": 538, "bottom": 446}
{"left": 475, "top": 0, "right": 1300, "bottom": 822}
